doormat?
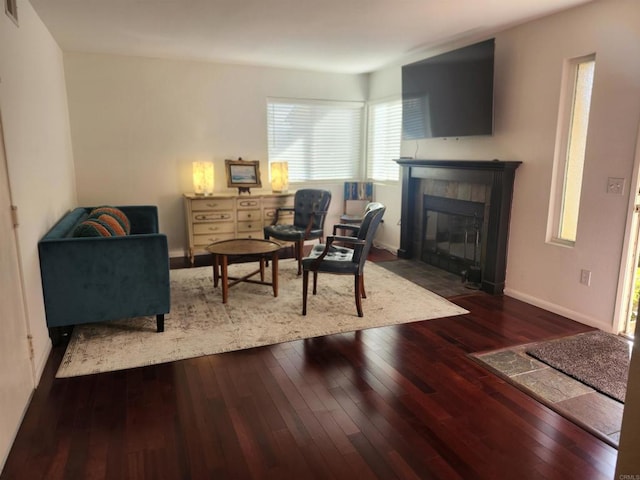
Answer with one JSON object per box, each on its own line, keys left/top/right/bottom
{"left": 526, "top": 331, "right": 631, "bottom": 403}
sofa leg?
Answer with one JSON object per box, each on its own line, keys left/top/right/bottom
{"left": 156, "top": 314, "right": 165, "bottom": 333}
{"left": 48, "top": 326, "right": 73, "bottom": 347}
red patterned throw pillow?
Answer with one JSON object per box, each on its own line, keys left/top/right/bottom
{"left": 73, "top": 219, "right": 117, "bottom": 237}
{"left": 89, "top": 206, "right": 130, "bottom": 234}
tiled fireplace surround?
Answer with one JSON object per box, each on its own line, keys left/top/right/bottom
{"left": 396, "top": 159, "right": 521, "bottom": 294}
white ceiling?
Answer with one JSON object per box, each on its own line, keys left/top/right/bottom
{"left": 29, "top": 0, "right": 594, "bottom": 74}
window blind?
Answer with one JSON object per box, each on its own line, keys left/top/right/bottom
{"left": 267, "top": 99, "right": 364, "bottom": 181}
{"left": 367, "top": 98, "right": 402, "bottom": 182}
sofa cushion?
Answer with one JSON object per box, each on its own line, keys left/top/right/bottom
{"left": 89, "top": 206, "right": 131, "bottom": 234}
{"left": 72, "top": 219, "right": 118, "bottom": 237}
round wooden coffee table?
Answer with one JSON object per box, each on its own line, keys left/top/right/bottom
{"left": 206, "top": 238, "right": 281, "bottom": 303}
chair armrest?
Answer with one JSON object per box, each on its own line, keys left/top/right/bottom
{"left": 271, "top": 206, "right": 295, "bottom": 226}
{"left": 332, "top": 223, "right": 360, "bottom": 235}
{"left": 328, "top": 235, "right": 365, "bottom": 245}
{"left": 309, "top": 235, "right": 365, "bottom": 269}
{"left": 303, "top": 209, "right": 330, "bottom": 237}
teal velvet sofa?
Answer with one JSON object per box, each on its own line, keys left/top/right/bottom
{"left": 38, "top": 205, "right": 170, "bottom": 344}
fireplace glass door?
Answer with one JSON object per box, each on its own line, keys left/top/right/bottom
{"left": 422, "top": 195, "right": 485, "bottom": 276}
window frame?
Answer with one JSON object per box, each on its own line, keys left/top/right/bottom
{"left": 266, "top": 97, "right": 365, "bottom": 183}
{"left": 548, "top": 54, "right": 596, "bottom": 246}
{"left": 366, "top": 97, "right": 402, "bottom": 183}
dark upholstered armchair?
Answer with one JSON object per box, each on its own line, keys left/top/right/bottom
{"left": 332, "top": 201, "right": 383, "bottom": 237}
{"left": 302, "top": 203, "right": 385, "bottom": 317}
{"left": 264, "top": 189, "right": 332, "bottom": 275}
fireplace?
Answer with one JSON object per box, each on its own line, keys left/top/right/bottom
{"left": 422, "top": 195, "right": 485, "bottom": 278}
{"left": 396, "top": 159, "right": 521, "bottom": 294}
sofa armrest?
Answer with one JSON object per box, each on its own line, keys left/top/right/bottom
{"left": 38, "top": 233, "right": 170, "bottom": 328}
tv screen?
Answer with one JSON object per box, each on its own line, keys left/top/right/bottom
{"left": 402, "top": 39, "right": 495, "bottom": 139}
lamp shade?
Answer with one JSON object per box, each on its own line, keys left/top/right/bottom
{"left": 270, "top": 161, "right": 289, "bottom": 193}
{"left": 193, "top": 161, "right": 214, "bottom": 195}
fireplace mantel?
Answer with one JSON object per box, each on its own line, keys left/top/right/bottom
{"left": 396, "top": 159, "right": 521, "bottom": 294}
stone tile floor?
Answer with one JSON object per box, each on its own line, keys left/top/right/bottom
{"left": 376, "top": 258, "right": 476, "bottom": 298}
{"left": 472, "top": 344, "right": 624, "bottom": 447}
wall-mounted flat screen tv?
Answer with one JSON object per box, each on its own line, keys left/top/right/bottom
{"left": 402, "top": 38, "right": 495, "bottom": 139}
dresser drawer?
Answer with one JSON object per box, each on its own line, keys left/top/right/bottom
{"left": 236, "top": 198, "right": 261, "bottom": 209}
{"left": 237, "top": 221, "right": 262, "bottom": 233}
{"left": 194, "top": 232, "right": 235, "bottom": 247}
{"left": 264, "top": 208, "right": 294, "bottom": 224}
{"left": 192, "top": 211, "right": 233, "bottom": 222}
{"left": 263, "top": 196, "right": 294, "bottom": 209}
{"left": 193, "top": 222, "right": 235, "bottom": 235}
{"left": 191, "top": 198, "right": 234, "bottom": 211}
{"left": 236, "top": 231, "right": 263, "bottom": 240}
{"left": 237, "top": 209, "right": 261, "bottom": 222}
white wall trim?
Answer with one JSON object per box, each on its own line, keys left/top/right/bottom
{"left": 504, "top": 287, "right": 613, "bottom": 332}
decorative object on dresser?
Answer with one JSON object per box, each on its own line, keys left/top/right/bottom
{"left": 192, "top": 161, "right": 214, "bottom": 196}
{"left": 302, "top": 203, "right": 385, "bottom": 317}
{"left": 183, "top": 192, "right": 295, "bottom": 265}
{"left": 225, "top": 157, "right": 261, "bottom": 194}
{"left": 270, "top": 161, "right": 289, "bottom": 193}
{"left": 264, "top": 189, "right": 332, "bottom": 275}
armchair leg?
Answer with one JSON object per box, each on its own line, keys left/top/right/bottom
{"left": 312, "top": 271, "right": 318, "bottom": 295}
{"left": 302, "top": 270, "right": 309, "bottom": 315}
{"left": 361, "top": 275, "right": 366, "bottom": 299}
{"left": 296, "top": 240, "right": 303, "bottom": 275}
{"left": 156, "top": 314, "right": 165, "bottom": 333}
{"left": 354, "top": 275, "right": 364, "bottom": 317}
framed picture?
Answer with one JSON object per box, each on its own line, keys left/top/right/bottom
{"left": 225, "top": 158, "right": 262, "bottom": 193}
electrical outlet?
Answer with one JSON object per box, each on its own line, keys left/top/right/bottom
{"left": 580, "top": 269, "right": 591, "bottom": 286}
{"left": 607, "top": 177, "right": 625, "bottom": 195}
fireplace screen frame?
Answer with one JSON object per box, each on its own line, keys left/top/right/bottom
{"left": 421, "top": 195, "right": 487, "bottom": 276}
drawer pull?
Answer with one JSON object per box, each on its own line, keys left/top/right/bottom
{"left": 195, "top": 213, "right": 232, "bottom": 221}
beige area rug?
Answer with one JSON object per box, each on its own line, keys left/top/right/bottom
{"left": 57, "top": 259, "right": 469, "bottom": 378}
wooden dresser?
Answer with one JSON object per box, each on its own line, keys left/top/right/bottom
{"left": 183, "top": 192, "right": 295, "bottom": 264}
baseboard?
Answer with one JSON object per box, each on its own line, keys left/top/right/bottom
{"left": 504, "top": 287, "right": 614, "bottom": 332}
{"left": 372, "top": 241, "right": 398, "bottom": 255}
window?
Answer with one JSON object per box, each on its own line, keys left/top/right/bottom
{"left": 267, "top": 98, "right": 364, "bottom": 182}
{"left": 367, "top": 98, "right": 402, "bottom": 181}
{"left": 549, "top": 55, "right": 595, "bottom": 245}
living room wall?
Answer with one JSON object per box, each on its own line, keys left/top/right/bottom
{"left": 369, "top": 0, "right": 640, "bottom": 331}
{"left": 63, "top": 53, "right": 369, "bottom": 258}
{"left": 0, "top": 0, "right": 76, "bottom": 378}
{"left": 0, "top": 0, "right": 77, "bottom": 468}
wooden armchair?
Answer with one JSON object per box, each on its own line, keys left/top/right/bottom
{"left": 302, "top": 203, "right": 386, "bottom": 317}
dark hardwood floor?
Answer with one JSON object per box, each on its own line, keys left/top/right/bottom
{"left": 1, "top": 250, "right": 617, "bottom": 479}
